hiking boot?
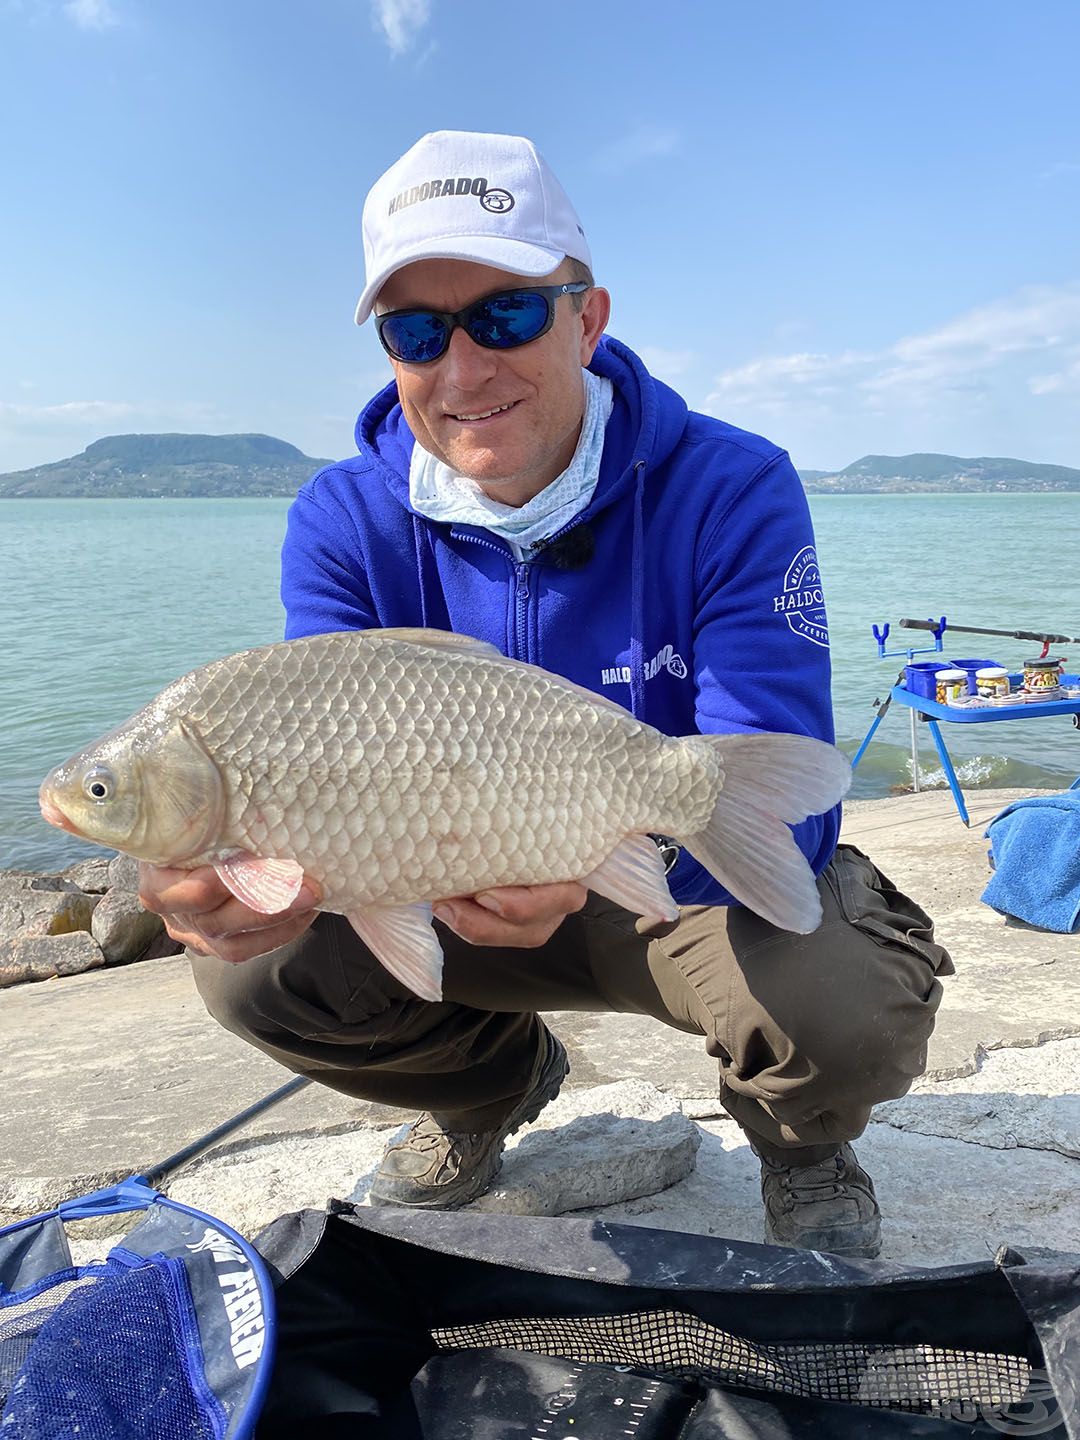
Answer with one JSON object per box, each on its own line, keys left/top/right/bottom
{"left": 367, "top": 1031, "right": 569, "bottom": 1209}
{"left": 759, "top": 1143, "right": 882, "bottom": 1259}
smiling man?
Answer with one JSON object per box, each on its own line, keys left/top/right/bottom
{"left": 140, "top": 131, "right": 952, "bottom": 1259}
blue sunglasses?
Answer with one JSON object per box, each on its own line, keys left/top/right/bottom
{"left": 375, "top": 282, "right": 590, "bottom": 365}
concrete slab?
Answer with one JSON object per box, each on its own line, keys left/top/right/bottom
{"left": 4, "top": 787, "right": 1079, "bottom": 1233}
{"left": 841, "top": 789, "right": 1080, "bottom": 1079}
{"left": 65, "top": 1041, "right": 1080, "bottom": 1271}
{"left": 583, "top": 1037, "right": 1080, "bottom": 1269}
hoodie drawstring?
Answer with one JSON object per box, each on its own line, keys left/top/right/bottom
{"left": 628, "top": 459, "right": 648, "bottom": 721}
{"left": 411, "top": 516, "right": 430, "bottom": 628}
{"left": 412, "top": 514, "right": 452, "bottom": 629}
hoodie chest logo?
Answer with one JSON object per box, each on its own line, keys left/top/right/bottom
{"left": 773, "top": 546, "right": 829, "bottom": 648}
{"left": 601, "top": 643, "right": 688, "bottom": 688}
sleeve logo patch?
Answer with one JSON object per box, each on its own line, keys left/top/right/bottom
{"left": 772, "top": 546, "right": 829, "bottom": 648}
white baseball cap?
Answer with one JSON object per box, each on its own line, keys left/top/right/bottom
{"left": 354, "top": 130, "right": 592, "bottom": 325}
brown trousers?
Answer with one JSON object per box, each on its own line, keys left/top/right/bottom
{"left": 190, "top": 844, "right": 952, "bottom": 1165}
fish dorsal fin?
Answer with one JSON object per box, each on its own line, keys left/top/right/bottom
{"left": 363, "top": 627, "right": 504, "bottom": 661}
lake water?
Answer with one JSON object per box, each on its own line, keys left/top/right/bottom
{"left": 4, "top": 492, "right": 1080, "bottom": 871}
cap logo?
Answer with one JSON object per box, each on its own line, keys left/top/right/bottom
{"left": 387, "top": 176, "right": 516, "bottom": 217}
{"left": 479, "top": 187, "right": 514, "bottom": 214}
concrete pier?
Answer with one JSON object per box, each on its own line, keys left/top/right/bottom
{"left": 4, "top": 788, "right": 1078, "bottom": 1266}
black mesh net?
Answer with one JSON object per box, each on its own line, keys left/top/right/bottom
{"left": 431, "top": 1307, "right": 1036, "bottom": 1418}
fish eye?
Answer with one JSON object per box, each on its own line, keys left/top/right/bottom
{"left": 83, "top": 766, "right": 115, "bottom": 802}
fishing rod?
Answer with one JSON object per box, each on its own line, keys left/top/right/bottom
{"left": 901, "top": 617, "right": 1080, "bottom": 647}
{"left": 139, "top": 1074, "right": 312, "bottom": 1189}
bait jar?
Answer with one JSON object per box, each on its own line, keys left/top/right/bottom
{"left": 975, "top": 666, "right": 1010, "bottom": 700}
{"left": 1023, "top": 658, "right": 1063, "bottom": 692}
{"left": 935, "top": 668, "right": 968, "bottom": 705}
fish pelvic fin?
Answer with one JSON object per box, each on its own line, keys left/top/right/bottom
{"left": 672, "top": 733, "right": 851, "bottom": 934}
{"left": 347, "top": 903, "right": 444, "bottom": 1002}
{"left": 584, "top": 834, "right": 679, "bottom": 922}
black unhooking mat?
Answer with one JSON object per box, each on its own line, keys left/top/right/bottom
{"left": 253, "top": 1201, "right": 1080, "bottom": 1438}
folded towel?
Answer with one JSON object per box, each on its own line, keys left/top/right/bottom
{"left": 982, "top": 789, "right": 1080, "bottom": 932}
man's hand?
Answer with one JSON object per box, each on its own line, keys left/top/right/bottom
{"left": 433, "top": 882, "right": 587, "bottom": 948}
{"left": 138, "top": 862, "right": 321, "bottom": 964}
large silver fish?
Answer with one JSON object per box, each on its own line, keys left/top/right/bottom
{"left": 39, "top": 628, "right": 850, "bottom": 1000}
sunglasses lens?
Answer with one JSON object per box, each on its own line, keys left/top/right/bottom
{"left": 467, "top": 291, "right": 551, "bottom": 349}
{"left": 379, "top": 312, "right": 449, "bottom": 363}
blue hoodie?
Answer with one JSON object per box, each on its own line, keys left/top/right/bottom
{"left": 281, "top": 335, "right": 840, "bottom": 906}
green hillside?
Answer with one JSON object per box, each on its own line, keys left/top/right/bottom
{"left": 802, "top": 453, "right": 1080, "bottom": 493}
{"left": 0, "top": 433, "right": 333, "bottom": 498}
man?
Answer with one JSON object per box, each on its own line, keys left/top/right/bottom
{"left": 140, "top": 130, "right": 951, "bottom": 1259}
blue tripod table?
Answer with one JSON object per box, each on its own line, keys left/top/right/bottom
{"left": 852, "top": 674, "right": 1080, "bottom": 826}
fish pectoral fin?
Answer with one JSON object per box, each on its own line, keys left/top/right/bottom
{"left": 583, "top": 834, "right": 679, "bottom": 922}
{"left": 214, "top": 854, "right": 306, "bottom": 914}
{"left": 347, "top": 903, "right": 444, "bottom": 1002}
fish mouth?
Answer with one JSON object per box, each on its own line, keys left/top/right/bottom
{"left": 39, "top": 789, "right": 80, "bottom": 835}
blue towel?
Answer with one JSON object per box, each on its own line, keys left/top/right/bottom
{"left": 982, "top": 787, "right": 1080, "bottom": 932}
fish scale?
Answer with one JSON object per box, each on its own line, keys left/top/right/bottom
{"left": 39, "top": 626, "right": 851, "bottom": 1000}
{"left": 173, "top": 632, "right": 658, "bottom": 909}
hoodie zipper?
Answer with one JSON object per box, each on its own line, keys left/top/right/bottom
{"left": 449, "top": 528, "right": 535, "bottom": 663}
{"left": 514, "top": 562, "right": 531, "bottom": 660}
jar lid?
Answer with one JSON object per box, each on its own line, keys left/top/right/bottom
{"left": 975, "top": 667, "right": 1008, "bottom": 678}
{"left": 1024, "top": 658, "right": 1061, "bottom": 667}
{"left": 935, "top": 669, "right": 967, "bottom": 679}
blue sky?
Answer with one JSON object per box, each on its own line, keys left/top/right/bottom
{"left": 2, "top": 0, "right": 1079, "bottom": 473}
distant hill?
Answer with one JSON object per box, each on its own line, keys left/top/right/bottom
{"left": 0, "top": 433, "right": 333, "bottom": 498}
{"left": 5, "top": 437, "right": 1077, "bottom": 499}
{"left": 799, "top": 453, "right": 1080, "bottom": 494}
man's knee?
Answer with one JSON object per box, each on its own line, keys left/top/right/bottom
{"left": 727, "top": 845, "right": 951, "bottom": 1108}
{"left": 188, "top": 914, "right": 380, "bottom": 1046}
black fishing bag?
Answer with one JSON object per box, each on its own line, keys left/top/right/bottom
{"left": 253, "top": 1202, "right": 1079, "bottom": 1438}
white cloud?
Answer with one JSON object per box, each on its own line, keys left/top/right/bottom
{"left": 0, "top": 399, "right": 137, "bottom": 431}
{"left": 701, "top": 282, "right": 1080, "bottom": 465}
{"left": 706, "top": 284, "right": 1080, "bottom": 411}
{"left": 592, "top": 124, "right": 680, "bottom": 175}
{"left": 0, "top": 399, "right": 228, "bottom": 471}
{"left": 63, "top": 0, "right": 116, "bottom": 29}
{"left": 371, "top": 0, "right": 430, "bottom": 55}
{"left": 706, "top": 350, "right": 869, "bottom": 408}
{"left": 1028, "top": 350, "right": 1080, "bottom": 396}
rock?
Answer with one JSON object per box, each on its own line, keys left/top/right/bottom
{"left": 0, "top": 889, "right": 99, "bottom": 943}
{"left": 91, "top": 890, "right": 165, "bottom": 965}
{"left": 0, "top": 932, "right": 105, "bottom": 987}
{"left": 62, "top": 857, "right": 113, "bottom": 894}
{"left": 466, "top": 1079, "right": 701, "bottom": 1217}
{"left": 0, "top": 871, "right": 80, "bottom": 895}
{"left": 0, "top": 899, "right": 25, "bottom": 939}
{"left": 107, "top": 854, "right": 142, "bottom": 893}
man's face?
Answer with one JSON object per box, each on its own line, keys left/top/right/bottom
{"left": 375, "top": 258, "right": 611, "bottom": 506}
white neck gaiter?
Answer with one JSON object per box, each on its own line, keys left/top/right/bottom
{"left": 408, "top": 368, "right": 614, "bottom": 560}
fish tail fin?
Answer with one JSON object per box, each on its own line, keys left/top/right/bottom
{"left": 671, "top": 732, "right": 851, "bottom": 933}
